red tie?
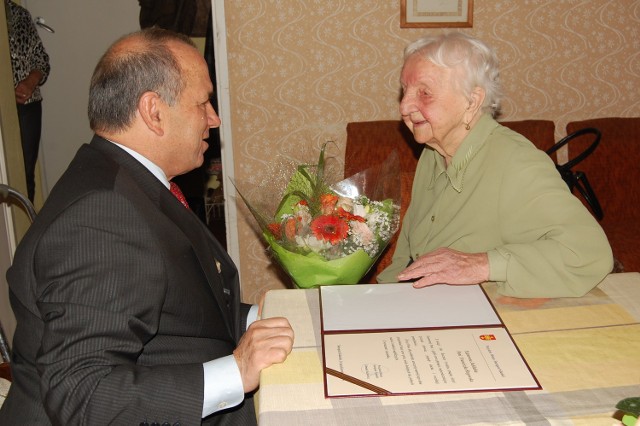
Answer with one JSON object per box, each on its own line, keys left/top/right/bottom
{"left": 170, "top": 181, "right": 190, "bottom": 209}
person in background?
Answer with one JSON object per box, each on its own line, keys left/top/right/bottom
{"left": 0, "top": 28, "right": 293, "bottom": 425}
{"left": 377, "top": 32, "right": 612, "bottom": 297}
{"left": 5, "top": 0, "right": 50, "bottom": 202}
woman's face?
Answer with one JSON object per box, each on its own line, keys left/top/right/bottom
{"left": 399, "top": 54, "right": 470, "bottom": 157}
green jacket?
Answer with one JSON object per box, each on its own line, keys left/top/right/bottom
{"left": 378, "top": 114, "right": 613, "bottom": 297}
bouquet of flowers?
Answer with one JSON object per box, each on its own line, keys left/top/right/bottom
{"left": 235, "top": 143, "right": 401, "bottom": 288}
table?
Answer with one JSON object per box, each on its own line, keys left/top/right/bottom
{"left": 258, "top": 273, "right": 640, "bottom": 425}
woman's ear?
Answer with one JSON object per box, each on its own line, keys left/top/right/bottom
{"left": 468, "top": 86, "right": 486, "bottom": 115}
{"left": 138, "top": 91, "right": 164, "bottom": 136}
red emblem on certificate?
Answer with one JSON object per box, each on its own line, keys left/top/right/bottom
{"left": 479, "top": 334, "right": 496, "bottom": 341}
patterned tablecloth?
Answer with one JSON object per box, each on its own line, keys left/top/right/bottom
{"left": 258, "top": 273, "right": 640, "bottom": 425}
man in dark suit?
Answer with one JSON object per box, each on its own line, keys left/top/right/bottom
{"left": 0, "top": 28, "right": 293, "bottom": 425}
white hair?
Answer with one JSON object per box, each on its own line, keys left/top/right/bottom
{"left": 404, "top": 32, "right": 502, "bottom": 117}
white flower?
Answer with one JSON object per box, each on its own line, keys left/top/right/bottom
{"left": 350, "top": 221, "right": 374, "bottom": 246}
{"left": 353, "top": 203, "right": 367, "bottom": 218}
{"left": 336, "top": 196, "right": 353, "bottom": 211}
{"left": 295, "top": 205, "right": 312, "bottom": 227}
{"left": 295, "top": 234, "right": 331, "bottom": 253}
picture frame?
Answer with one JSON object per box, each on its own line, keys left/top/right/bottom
{"left": 400, "top": 0, "right": 474, "bottom": 28}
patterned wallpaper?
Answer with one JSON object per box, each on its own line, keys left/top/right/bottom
{"left": 223, "top": 0, "right": 640, "bottom": 302}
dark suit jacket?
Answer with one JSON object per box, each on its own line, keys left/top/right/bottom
{"left": 0, "top": 136, "right": 255, "bottom": 425}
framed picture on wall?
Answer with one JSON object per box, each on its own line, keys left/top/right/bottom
{"left": 400, "top": 0, "right": 474, "bottom": 28}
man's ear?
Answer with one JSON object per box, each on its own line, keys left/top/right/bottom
{"left": 138, "top": 91, "right": 164, "bottom": 136}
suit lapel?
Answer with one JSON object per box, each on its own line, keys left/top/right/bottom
{"left": 161, "top": 196, "right": 237, "bottom": 338}
{"left": 90, "top": 137, "right": 237, "bottom": 339}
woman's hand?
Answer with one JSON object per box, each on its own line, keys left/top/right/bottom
{"left": 14, "top": 70, "right": 43, "bottom": 104}
{"left": 397, "top": 247, "right": 490, "bottom": 288}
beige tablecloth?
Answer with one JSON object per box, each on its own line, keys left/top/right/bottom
{"left": 259, "top": 273, "right": 640, "bottom": 425}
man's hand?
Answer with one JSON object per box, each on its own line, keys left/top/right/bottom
{"left": 396, "top": 247, "right": 489, "bottom": 288}
{"left": 233, "top": 317, "right": 294, "bottom": 393}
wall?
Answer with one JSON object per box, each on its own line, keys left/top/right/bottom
{"left": 25, "top": 0, "right": 141, "bottom": 196}
{"left": 0, "top": 0, "right": 141, "bottom": 348}
{"left": 223, "top": 0, "right": 640, "bottom": 302}
{"left": 1, "top": 0, "right": 30, "bottom": 348}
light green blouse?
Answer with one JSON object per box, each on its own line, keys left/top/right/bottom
{"left": 377, "top": 114, "right": 613, "bottom": 297}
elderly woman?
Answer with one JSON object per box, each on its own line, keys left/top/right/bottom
{"left": 377, "top": 32, "right": 612, "bottom": 297}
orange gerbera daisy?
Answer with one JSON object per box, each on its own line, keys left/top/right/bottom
{"left": 310, "top": 215, "right": 349, "bottom": 245}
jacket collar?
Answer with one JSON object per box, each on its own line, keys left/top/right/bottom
{"left": 427, "top": 114, "right": 496, "bottom": 192}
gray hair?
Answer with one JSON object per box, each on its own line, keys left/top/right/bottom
{"left": 404, "top": 32, "right": 502, "bottom": 117}
{"left": 88, "top": 28, "right": 196, "bottom": 133}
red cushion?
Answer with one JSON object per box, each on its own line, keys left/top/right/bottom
{"left": 566, "top": 117, "right": 640, "bottom": 272}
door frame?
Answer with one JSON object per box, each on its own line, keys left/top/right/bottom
{"left": 211, "top": 1, "right": 241, "bottom": 273}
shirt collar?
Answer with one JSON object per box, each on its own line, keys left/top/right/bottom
{"left": 428, "top": 113, "right": 494, "bottom": 192}
{"left": 107, "top": 140, "right": 170, "bottom": 189}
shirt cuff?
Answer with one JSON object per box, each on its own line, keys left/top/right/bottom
{"left": 201, "top": 355, "right": 244, "bottom": 417}
{"left": 246, "top": 304, "right": 259, "bottom": 329}
{"left": 487, "top": 249, "right": 508, "bottom": 282}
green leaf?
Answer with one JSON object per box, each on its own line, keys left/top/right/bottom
{"left": 274, "top": 142, "right": 337, "bottom": 219}
{"left": 231, "top": 180, "right": 276, "bottom": 235}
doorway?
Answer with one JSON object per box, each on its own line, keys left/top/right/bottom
{"left": 22, "top": 0, "right": 229, "bottom": 249}
{"left": 21, "top": 0, "right": 140, "bottom": 197}
{"left": 139, "top": 0, "right": 226, "bottom": 248}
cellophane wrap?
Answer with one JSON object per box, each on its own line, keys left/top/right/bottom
{"left": 234, "top": 143, "right": 400, "bottom": 288}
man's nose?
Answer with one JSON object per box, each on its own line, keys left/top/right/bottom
{"left": 207, "top": 102, "right": 221, "bottom": 128}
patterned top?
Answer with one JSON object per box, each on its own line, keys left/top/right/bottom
{"left": 5, "top": 0, "right": 50, "bottom": 104}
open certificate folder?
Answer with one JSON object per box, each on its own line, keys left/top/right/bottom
{"left": 320, "top": 283, "right": 541, "bottom": 398}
